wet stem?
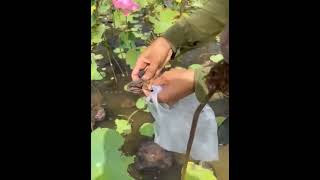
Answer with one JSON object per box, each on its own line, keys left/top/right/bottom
{"left": 110, "top": 9, "right": 127, "bottom": 76}
{"left": 128, "top": 109, "right": 140, "bottom": 123}
{"left": 125, "top": 16, "right": 134, "bottom": 50}
{"left": 117, "top": 109, "right": 140, "bottom": 123}
{"left": 179, "top": 0, "right": 186, "bottom": 16}
{"left": 181, "top": 90, "right": 215, "bottom": 180}
{"left": 102, "top": 34, "right": 118, "bottom": 84}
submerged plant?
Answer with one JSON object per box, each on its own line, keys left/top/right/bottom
{"left": 139, "top": 122, "right": 154, "bottom": 137}
{"left": 185, "top": 162, "right": 217, "bottom": 180}
{"left": 115, "top": 119, "right": 132, "bottom": 135}
{"left": 91, "top": 128, "right": 135, "bottom": 180}
{"left": 135, "top": 97, "right": 146, "bottom": 109}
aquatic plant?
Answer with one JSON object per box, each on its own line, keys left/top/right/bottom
{"left": 91, "top": 128, "right": 135, "bottom": 180}
{"left": 139, "top": 122, "right": 154, "bottom": 137}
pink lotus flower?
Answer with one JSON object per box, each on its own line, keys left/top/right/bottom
{"left": 112, "top": 0, "right": 139, "bottom": 16}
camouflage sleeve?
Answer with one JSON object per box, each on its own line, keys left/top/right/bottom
{"left": 194, "top": 66, "right": 212, "bottom": 103}
{"left": 162, "top": 0, "right": 229, "bottom": 53}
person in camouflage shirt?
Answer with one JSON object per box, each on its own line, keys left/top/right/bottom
{"left": 131, "top": 0, "right": 229, "bottom": 105}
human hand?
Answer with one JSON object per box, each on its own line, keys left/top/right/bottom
{"left": 131, "top": 37, "right": 173, "bottom": 81}
{"left": 143, "top": 68, "right": 195, "bottom": 105}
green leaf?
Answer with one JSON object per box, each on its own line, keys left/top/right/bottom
{"left": 131, "top": 13, "right": 142, "bottom": 18}
{"left": 159, "top": 9, "right": 179, "bottom": 22}
{"left": 148, "top": 9, "right": 179, "bottom": 34}
{"left": 130, "top": 20, "right": 139, "bottom": 23}
{"left": 115, "top": 119, "right": 132, "bottom": 135}
{"left": 139, "top": 123, "right": 154, "bottom": 137}
{"left": 148, "top": 16, "right": 157, "bottom": 24}
{"left": 91, "top": 15, "right": 96, "bottom": 27}
{"left": 210, "top": 54, "right": 224, "bottom": 63}
{"left": 91, "top": 0, "right": 96, "bottom": 6}
{"left": 113, "top": 11, "right": 134, "bottom": 28}
{"left": 113, "top": 11, "right": 127, "bottom": 28}
{"left": 100, "top": 72, "right": 106, "bottom": 77}
{"left": 135, "top": 0, "right": 148, "bottom": 8}
{"left": 132, "top": 31, "right": 143, "bottom": 38}
{"left": 91, "top": 59, "right": 103, "bottom": 80}
{"left": 188, "top": 64, "right": 202, "bottom": 70}
{"left": 135, "top": 97, "right": 146, "bottom": 109}
{"left": 216, "top": 116, "right": 226, "bottom": 127}
{"left": 134, "top": 24, "right": 143, "bottom": 28}
{"left": 126, "top": 48, "right": 140, "bottom": 69}
{"left": 130, "top": 27, "right": 139, "bottom": 31}
{"left": 113, "top": 48, "right": 122, "bottom": 54}
{"left": 91, "top": 128, "right": 134, "bottom": 180}
{"left": 126, "top": 14, "right": 135, "bottom": 23}
{"left": 91, "top": 5, "right": 96, "bottom": 15}
{"left": 94, "top": 54, "right": 103, "bottom": 60}
{"left": 146, "top": 0, "right": 156, "bottom": 5}
{"left": 141, "top": 36, "right": 148, "bottom": 40}
{"left": 190, "top": 0, "right": 208, "bottom": 8}
{"left": 124, "top": 84, "right": 129, "bottom": 91}
{"left": 119, "top": 31, "right": 136, "bottom": 49}
{"left": 92, "top": 24, "right": 107, "bottom": 44}
{"left": 153, "top": 21, "right": 173, "bottom": 34}
{"left": 118, "top": 53, "right": 127, "bottom": 59}
{"left": 98, "top": 0, "right": 111, "bottom": 14}
{"left": 185, "top": 161, "right": 217, "bottom": 180}
{"left": 153, "top": 4, "right": 164, "bottom": 13}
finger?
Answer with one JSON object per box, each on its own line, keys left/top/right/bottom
{"left": 142, "top": 88, "right": 151, "bottom": 97}
{"left": 142, "top": 58, "right": 151, "bottom": 64}
{"left": 154, "top": 68, "right": 163, "bottom": 79}
{"left": 152, "top": 75, "right": 168, "bottom": 86}
{"left": 146, "top": 78, "right": 154, "bottom": 91}
{"left": 142, "top": 62, "right": 159, "bottom": 81}
{"left": 131, "top": 57, "right": 148, "bottom": 80}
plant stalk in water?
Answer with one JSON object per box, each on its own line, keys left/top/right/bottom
{"left": 181, "top": 61, "right": 229, "bottom": 180}
{"left": 180, "top": 90, "right": 214, "bottom": 180}
{"left": 128, "top": 109, "right": 140, "bottom": 123}
{"left": 105, "top": 42, "right": 118, "bottom": 84}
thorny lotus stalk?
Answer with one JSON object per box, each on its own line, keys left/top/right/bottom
{"left": 181, "top": 61, "right": 229, "bottom": 180}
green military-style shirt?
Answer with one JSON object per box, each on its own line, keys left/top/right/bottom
{"left": 162, "top": 0, "right": 229, "bottom": 103}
